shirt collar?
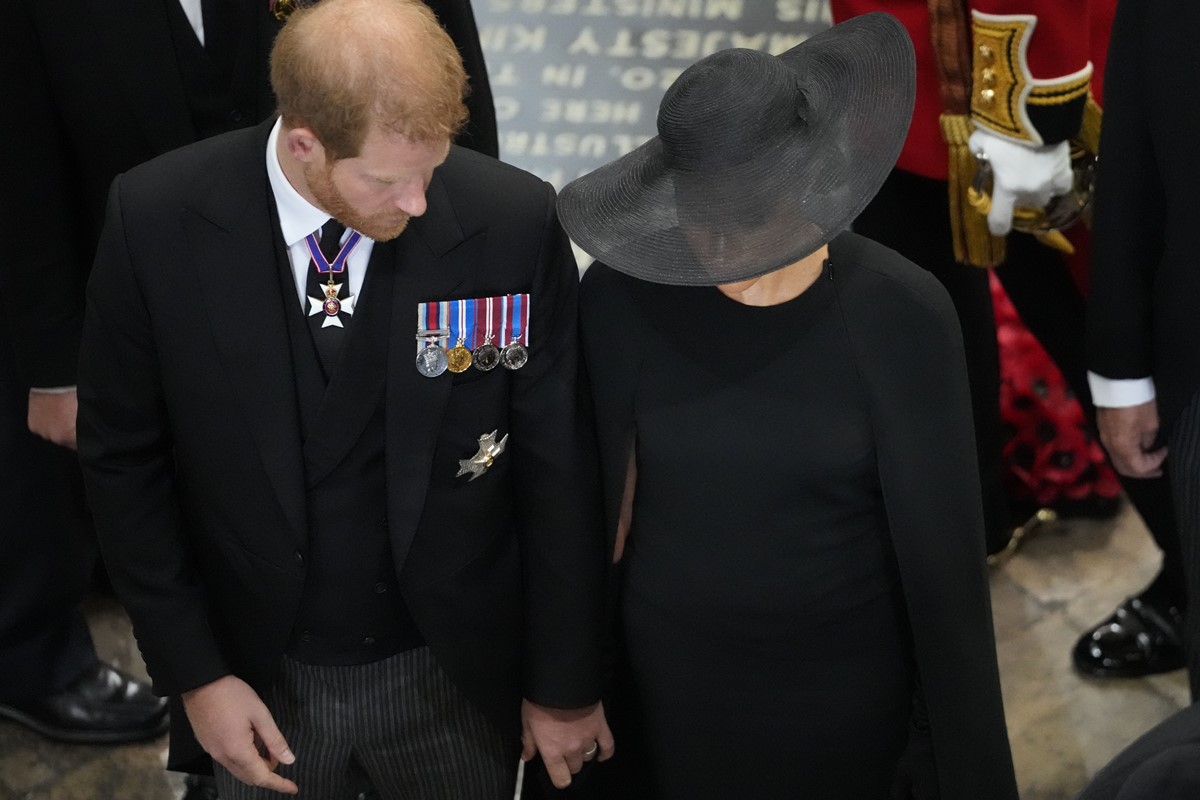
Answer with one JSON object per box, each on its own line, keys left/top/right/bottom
{"left": 266, "top": 118, "right": 331, "bottom": 248}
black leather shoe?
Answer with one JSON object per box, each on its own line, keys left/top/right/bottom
{"left": 0, "top": 664, "right": 168, "bottom": 743}
{"left": 1073, "top": 594, "right": 1186, "bottom": 678}
{"left": 183, "top": 774, "right": 220, "bottom": 800}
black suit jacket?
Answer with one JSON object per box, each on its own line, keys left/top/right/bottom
{"left": 426, "top": 0, "right": 499, "bottom": 159}
{"left": 76, "top": 121, "right": 604, "bottom": 770}
{"left": 0, "top": 0, "right": 277, "bottom": 387}
{"left": 0, "top": 0, "right": 494, "bottom": 388}
{"left": 1087, "top": 0, "right": 1200, "bottom": 437}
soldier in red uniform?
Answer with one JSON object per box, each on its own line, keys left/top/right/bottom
{"left": 831, "top": 0, "right": 1187, "bottom": 680}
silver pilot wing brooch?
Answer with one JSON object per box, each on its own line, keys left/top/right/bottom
{"left": 456, "top": 430, "right": 508, "bottom": 481}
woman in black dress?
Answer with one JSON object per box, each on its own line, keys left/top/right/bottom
{"left": 556, "top": 14, "right": 1017, "bottom": 800}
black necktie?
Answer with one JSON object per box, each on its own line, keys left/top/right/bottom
{"left": 305, "top": 218, "right": 350, "bottom": 375}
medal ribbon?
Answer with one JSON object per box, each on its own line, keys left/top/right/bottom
{"left": 522, "top": 294, "right": 530, "bottom": 345}
{"left": 416, "top": 301, "right": 451, "bottom": 354}
{"left": 475, "top": 297, "right": 496, "bottom": 346}
{"left": 508, "top": 293, "right": 530, "bottom": 346}
{"left": 304, "top": 228, "right": 363, "bottom": 275}
{"left": 499, "top": 295, "right": 509, "bottom": 346}
{"left": 419, "top": 295, "right": 527, "bottom": 354}
{"left": 424, "top": 301, "right": 437, "bottom": 338}
{"left": 448, "top": 300, "right": 460, "bottom": 347}
{"left": 449, "top": 299, "right": 472, "bottom": 348}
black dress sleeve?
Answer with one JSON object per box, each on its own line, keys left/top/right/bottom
{"left": 839, "top": 245, "right": 1019, "bottom": 800}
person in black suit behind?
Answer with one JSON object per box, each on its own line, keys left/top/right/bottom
{"left": 0, "top": 0, "right": 281, "bottom": 750}
{"left": 1087, "top": 0, "right": 1200, "bottom": 699}
{"left": 76, "top": 0, "right": 609, "bottom": 796}
{"left": 0, "top": 0, "right": 497, "bottom": 776}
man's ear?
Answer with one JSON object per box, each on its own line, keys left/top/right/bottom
{"left": 284, "top": 125, "right": 324, "bottom": 165}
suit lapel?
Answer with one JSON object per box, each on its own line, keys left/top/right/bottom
{"left": 182, "top": 125, "right": 307, "bottom": 548}
{"left": 385, "top": 168, "right": 487, "bottom": 566}
{"left": 86, "top": 0, "right": 195, "bottom": 154}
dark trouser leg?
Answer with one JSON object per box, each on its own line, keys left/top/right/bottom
{"left": 1168, "top": 393, "right": 1200, "bottom": 699}
{"left": 360, "top": 647, "right": 519, "bottom": 800}
{"left": 853, "top": 168, "right": 1011, "bottom": 552}
{"left": 997, "top": 236, "right": 1185, "bottom": 607}
{"left": 0, "top": 319, "right": 98, "bottom": 702}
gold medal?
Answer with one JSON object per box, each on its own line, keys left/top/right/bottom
{"left": 447, "top": 341, "right": 473, "bottom": 373}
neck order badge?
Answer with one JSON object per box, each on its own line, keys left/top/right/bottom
{"left": 305, "top": 225, "right": 363, "bottom": 329}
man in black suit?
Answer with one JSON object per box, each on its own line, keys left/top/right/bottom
{"left": 76, "top": 0, "right": 610, "bottom": 796}
{"left": 0, "top": 0, "right": 497, "bottom": 770}
{"left": 1087, "top": 0, "right": 1200, "bottom": 698}
{"left": 0, "top": 0, "right": 281, "bottom": 748}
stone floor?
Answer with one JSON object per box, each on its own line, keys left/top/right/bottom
{"left": 0, "top": 502, "right": 1187, "bottom": 800}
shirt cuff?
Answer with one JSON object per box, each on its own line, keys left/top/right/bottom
{"left": 1087, "top": 373, "right": 1156, "bottom": 408}
{"left": 29, "top": 385, "right": 77, "bottom": 395}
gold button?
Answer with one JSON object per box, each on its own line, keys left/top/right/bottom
{"left": 979, "top": 44, "right": 995, "bottom": 63}
{"left": 981, "top": 68, "right": 996, "bottom": 86}
{"left": 979, "top": 88, "right": 996, "bottom": 107}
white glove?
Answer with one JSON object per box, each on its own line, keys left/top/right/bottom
{"left": 968, "top": 127, "right": 1073, "bottom": 236}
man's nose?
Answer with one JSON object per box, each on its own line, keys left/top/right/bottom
{"left": 394, "top": 183, "right": 428, "bottom": 217}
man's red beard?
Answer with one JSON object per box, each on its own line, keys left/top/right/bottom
{"left": 306, "top": 162, "right": 410, "bottom": 241}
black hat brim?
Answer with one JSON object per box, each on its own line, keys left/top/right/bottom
{"left": 558, "top": 12, "right": 916, "bottom": 286}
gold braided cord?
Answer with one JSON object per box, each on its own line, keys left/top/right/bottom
{"left": 1077, "top": 95, "right": 1103, "bottom": 156}
{"left": 941, "top": 113, "right": 1006, "bottom": 268}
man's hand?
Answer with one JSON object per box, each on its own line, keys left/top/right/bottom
{"left": 182, "top": 675, "right": 298, "bottom": 795}
{"left": 969, "top": 127, "right": 1073, "bottom": 236}
{"left": 1097, "top": 401, "right": 1167, "bottom": 478}
{"left": 27, "top": 389, "right": 78, "bottom": 449}
{"left": 521, "top": 700, "right": 614, "bottom": 789}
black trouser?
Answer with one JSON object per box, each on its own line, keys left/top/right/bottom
{"left": 0, "top": 318, "right": 98, "bottom": 700}
{"left": 1169, "top": 393, "right": 1200, "bottom": 699}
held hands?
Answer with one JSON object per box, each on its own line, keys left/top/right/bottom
{"left": 27, "top": 389, "right": 78, "bottom": 449}
{"left": 968, "top": 127, "right": 1073, "bottom": 236}
{"left": 521, "top": 699, "right": 614, "bottom": 789}
{"left": 182, "top": 675, "right": 298, "bottom": 795}
{"left": 1097, "top": 401, "right": 1168, "bottom": 478}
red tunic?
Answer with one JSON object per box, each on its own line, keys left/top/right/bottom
{"left": 831, "top": 0, "right": 1112, "bottom": 179}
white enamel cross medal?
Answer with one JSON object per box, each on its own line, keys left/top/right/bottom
{"left": 304, "top": 226, "right": 363, "bottom": 329}
{"left": 308, "top": 279, "right": 357, "bottom": 328}
{"left": 456, "top": 430, "right": 508, "bottom": 481}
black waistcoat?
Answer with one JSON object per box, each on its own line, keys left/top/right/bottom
{"left": 268, "top": 217, "right": 424, "bottom": 666}
{"left": 162, "top": 0, "right": 267, "bottom": 140}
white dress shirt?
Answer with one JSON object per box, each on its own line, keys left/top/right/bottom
{"left": 177, "top": 0, "right": 205, "bottom": 45}
{"left": 265, "top": 119, "right": 375, "bottom": 311}
{"left": 1087, "top": 373, "right": 1157, "bottom": 408}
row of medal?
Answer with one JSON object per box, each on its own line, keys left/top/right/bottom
{"left": 415, "top": 294, "right": 531, "bottom": 378}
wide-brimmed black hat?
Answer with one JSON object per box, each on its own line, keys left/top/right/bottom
{"left": 558, "top": 13, "right": 916, "bottom": 286}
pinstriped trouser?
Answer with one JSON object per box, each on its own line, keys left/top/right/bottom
{"left": 1171, "top": 392, "right": 1200, "bottom": 701}
{"left": 213, "top": 646, "right": 520, "bottom": 799}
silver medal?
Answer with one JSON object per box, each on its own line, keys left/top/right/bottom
{"left": 415, "top": 344, "right": 449, "bottom": 377}
{"left": 500, "top": 342, "right": 528, "bottom": 370}
{"left": 472, "top": 343, "right": 501, "bottom": 372}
